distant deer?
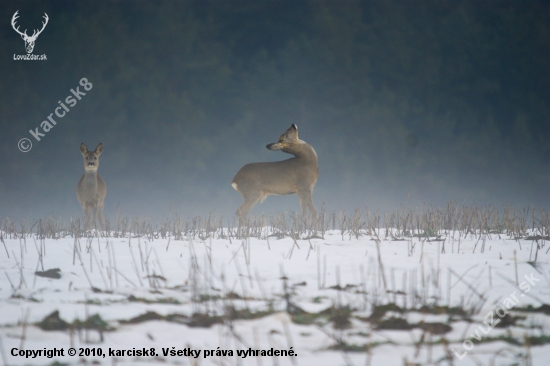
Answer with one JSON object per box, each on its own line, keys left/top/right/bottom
{"left": 232, "top": 124, "right": 319, "bottom": 219}
{"left": 77, "top": 143, "right": 106, "bottom": 229}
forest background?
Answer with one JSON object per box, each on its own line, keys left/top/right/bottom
{"left": 0, "top": 0, "right": 548, "bottom": 219}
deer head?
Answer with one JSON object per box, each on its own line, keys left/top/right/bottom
{"left": 11, "top": 11, "right": 49, "bottom": 54}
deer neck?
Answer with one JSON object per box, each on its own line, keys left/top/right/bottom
{"left": 83, "top": 170, "right": 100, "bottom": 187}
{"left": 287, "top": 143, "right": 318, "bottom": 165}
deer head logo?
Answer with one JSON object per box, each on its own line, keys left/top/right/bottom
{"left": 11, "top": 11, "right": 49, "bottom": 54}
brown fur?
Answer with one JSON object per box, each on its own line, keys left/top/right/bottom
{"left": 232, "top": 124, "right": 319, "bottom": 219}
{"left": 76, "top": 143, "right": 106, "bottom": 229}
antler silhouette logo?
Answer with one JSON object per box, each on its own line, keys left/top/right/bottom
{"left": 11, "top": 11, "right": 49, "bottom": 54}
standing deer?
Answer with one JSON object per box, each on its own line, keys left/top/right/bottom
{"left": 232, "top": 124, "right": 319, "bottom": 219}
{"left": 77, "top": 143, "right": 106, "bottom": 230}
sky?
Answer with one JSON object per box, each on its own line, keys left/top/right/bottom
{"left": 0, "top": 0, "right": 549, "bottom": 221}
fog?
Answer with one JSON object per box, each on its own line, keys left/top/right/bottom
{"left": 1, "top": 0, "right": 548, "bottom": 221}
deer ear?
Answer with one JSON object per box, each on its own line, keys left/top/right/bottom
{"left": 95, "top": 143, "right": 104, "bottom": 154}
{"left": 266, "top": 143, "right": 283, "bottom": 151}
{"left": 80, "top": 143, "right": 87, "bottom": 154}
{"left": 287, "top": 124, "right": 298, "bottom": 139}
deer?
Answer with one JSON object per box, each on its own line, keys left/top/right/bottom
{"left": 11, "top": 11, "right": 49, "bottom": 54}
{"left": 76, "top": 143, "right": 106, "bottom": 230}
{"left": 232, "top": 124, "right": 319, "bottom": 220}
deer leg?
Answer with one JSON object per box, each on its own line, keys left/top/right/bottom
{"left": 83, "top": 206, "right": 92, "bottom": 230}
{"left": 91, "top": 207, "right": 98, "bottom": 230}
{"left": 298, "top": 190, "right": 317, "bottom": 218}
{"left": 236, "top": 195, "right": 261, "bottom": 219}
{"left": 235, "top": 191, "right": 261, "bottom": 238}
{"left": 236, "top": 191, "right": 262, "bottom": 220}
{"left": 96, "top": 204, "right": 105, "bottom": 230}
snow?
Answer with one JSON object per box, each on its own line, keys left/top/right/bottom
{"left": 0, "top": 228, "right": 549, "bottom": 365}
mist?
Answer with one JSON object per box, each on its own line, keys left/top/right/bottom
{"left": 1, "top": 0, "right": 548, "bottom": 221}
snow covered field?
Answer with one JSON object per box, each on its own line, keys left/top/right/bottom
{"left": 0, "top": 209, "right": 549, "bottom": 366}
